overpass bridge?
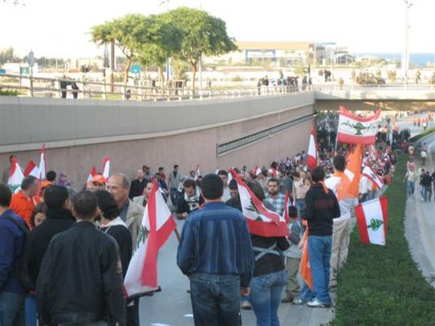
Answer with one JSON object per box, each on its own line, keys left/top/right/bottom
{"left": 1, "top": 86, "right": 434, "bottom": 187}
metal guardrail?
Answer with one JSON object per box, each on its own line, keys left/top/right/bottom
{"left": 0, "top": 73, "right": 311, "bottom": 102}
{"left": 217, "top": 114, "right": 314, "bottom": 156}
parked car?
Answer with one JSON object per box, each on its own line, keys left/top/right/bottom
{"left": 356, "top": 73, "right": 386, "bottom": 85}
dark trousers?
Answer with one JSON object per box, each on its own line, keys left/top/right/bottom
{"left": 190, "top": 273, "right": 241, "bottom": 326}
{"left": 0, "top": 291, "right": 26, "bottom": 326}
{"left": 126, "top": 297, "right": 140, "bottom": 326}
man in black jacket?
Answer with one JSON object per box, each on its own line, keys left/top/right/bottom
{"left": 23, "top": 185, "right": 76, "bottom": 289}
{"left": 37, "top": 191, "right": 126, "bottom": 326}
{"left": 302, "top": 167, "right": 340, "bottom": 308}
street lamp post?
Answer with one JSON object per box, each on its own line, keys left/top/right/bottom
{"left": 403, "top": 0, "right": 413, "bottom": 90}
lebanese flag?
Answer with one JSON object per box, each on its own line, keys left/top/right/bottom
{"left": 299, "top": 227, "right": 313, "bottom": 290}
{"left": 24, "top": 161, "right": 40, "bottom": 178}
{"left": 306, "top": 126, "right": 318, "bottom": 171}
{"left": 337, "top": 106, "right": 380, "bottom": 145}
{"left": 251, "top": 166, "right": 262, "bottom": 176}
{"left": 268, "top": 168, "right": 279, "bottom": 178}
{"left": 8, "top": 158, "right": 25, "bottom": 193}
{"left": 102, "top": 157, "right": 111, "bottom": 182}
{"left": 337, "top": 144, "right": 362, "bottom": 200}
{"left": 231, "top": 170, "right": 288, "bottom": 237}
{"left": 124, "top": 179, "right": 176, "bottom": 298}
{"left": 86, "top": 166, "right": 98, "bottom": 183}
{"left": 194, "top": 164, "right": 200, "bottom": 181}
{"left": 38, "top": 144, "right": 46, "bottom": 180}
{"left": 355, "top": 196, "right": 388, "bottom": 246}
{"left": 362, "top": 166, "right": 384, "bottom": 190}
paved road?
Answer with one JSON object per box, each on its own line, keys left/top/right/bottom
{"left": 405, "top": 131, "right": 435, "bottom": 287}
{"left": 138, "top": 219, "right": 334, "bottom": 326}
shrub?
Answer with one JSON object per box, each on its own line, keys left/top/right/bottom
{"left": 0, "top": 89, "right": 19, "bottom": 96}
{"left": 331, "top": 154, "right": 435, "bottom": 325}
{"left": 409, "top": 127, "right": 435, "bottom": 142}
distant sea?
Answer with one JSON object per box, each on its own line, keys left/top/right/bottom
{"left": 360, "top": 53, "right": 435, "bottom": 67}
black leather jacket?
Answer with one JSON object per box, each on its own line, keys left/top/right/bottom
{"left": 36, "top": 221, "right": 126, "bottom": 325}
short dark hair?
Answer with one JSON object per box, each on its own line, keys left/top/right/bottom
{"left": 288, "top": 205, "right": 298, "bottom": 218}
{"left": 247, "top": 181, "right": 265, "bottom": 201}
{"left": 183, "top": 179, "right": 196, "bottom": 189}
{"left": 173, "top": 164, "right": 179, "bottom": 169}
{"left": 21, "top": 176, "right": 38, "bottom": 190}
{"left": 312, "top": 167, "right": 326, "bottom": 182}
{"left": 158, "top": 167, "right": 164, "bottom": 171}
{"left": 333, "top": 155, "right": 346, "bottom": 172}
{"left": 46, "top": 171, "right": 57, "bottom": 182}
{"left": 44, "top": 185, "right": 69, "bottom": 209}
{"left": 0, "top": 182, "right": 12, "bottom": 207}
{"left": 217, "top": 170, "right": 228, "bottom": 177}
{"left": 94, "top": 190, "right": 120, "bottom": 221}
{"left": 72, "top": 191, "right": 98, "bottom": 220}
{"left": 267, "top": 178, "right": 278, "bottom": 185}
{"left": 201, "top": 174, "right": 223, "bottom": 200}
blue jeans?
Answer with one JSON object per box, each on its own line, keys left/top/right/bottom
{"left": 300, "top": 235, "right": 332, "bottom": 305}
{"left": 0, "top": 291, "right": 26, "bottom": 326}
{"left": 423, "top": 186, "right": 432, "bottom": 202}
{"left": 189, "top": 273, "right": 241, "bottom": 326}
{"left": 407, "top": 181, "right": 415, "bottom": 195}
{"left": 250, "top": 270, "right": 287, "bottom": 326}
{"left": 170, "top": 188, "right": 180, "bottom": 208}
{"left": 25, "top": 294, "right": 37, "bottom": 326}
{"left": 295, "top": 199, "right": 306, "bottom": 219}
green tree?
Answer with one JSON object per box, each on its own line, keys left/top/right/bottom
{"left": 137, "top": 15, "right": 182, "bottom": 86}
{"left": 0, "top": 47, "right": 21, "bottom": 65}
{"left": 91, "top": 15, "right": 151, "bottom": 84}
{"left": 162, "top": 7, "right": 237, "bottom": 89}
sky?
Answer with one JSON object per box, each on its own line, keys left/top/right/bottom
{"left": 0, "top": 0, "right": 434, "bottom": 58}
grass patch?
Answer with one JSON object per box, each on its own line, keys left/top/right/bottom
{"left": 409, "top": 127, "right": 435, "bottom": 142}
{"left": 0, "top": 89, "right": 19, "bottom": 96}
{"left": 331, "top": 154, "right": 435, "bottom": 325}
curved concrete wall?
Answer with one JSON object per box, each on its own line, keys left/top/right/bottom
{"left": 0, "top": 94, "right": 315, "bottom": 187}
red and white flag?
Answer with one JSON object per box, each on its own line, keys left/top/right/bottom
{"left": 24, "top": 161, "right": 40, "bottom": 178}
{"left": 124, "top": 180, "right": 176, "bottom": 298}
{"left": 362, "top": 166, "right": 384, "bottom": 190}
{"left": 194, "top": 164, "right": 201, "bottom": 181}
{"left": 8, "top": 158, "right": 25, "bottom": 193}
{"left": 86, "top": 166, "right": 98, "bottom": 183}
{"left": 306, "top": 126, "right": 318, "bottom": 171}
{"left": 231, "top": 171, "right": 288, "bottom": 237}
{"left": 356, "top": 196, "right": 388, "bottom": 246}
{"left": 268, "top": 168, "right": 279, "bottom": 178}
{"left": 102, "top": 157, "right": 111, "bottom": 182}
{"left": 251, "top": 166, "right": 262, "bottom": 176}
{"left": 38, "top": 144, "right": 46, "bottom": 180}
{"left": 337, "top": 106, "right": 380, "bottom": 144}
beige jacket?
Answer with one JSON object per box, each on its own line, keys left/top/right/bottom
{"left": 125, "top": 200, "right": 145, "bottom": 249}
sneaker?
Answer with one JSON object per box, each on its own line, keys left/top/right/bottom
{"left": 292, "top": 298, "right": 303, "bottom": 305}
{"left": 307, "top": 298, "right": 332, "bottom": 308}
{"left": 281, "top": 294, "right": 293, "bottom": 303}
{"left": 241, "top": 301, "right": 252, "bottom": 310}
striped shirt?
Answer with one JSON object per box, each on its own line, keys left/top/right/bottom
{"left": 177, "top": 202, "right": 254, "bottom": 287}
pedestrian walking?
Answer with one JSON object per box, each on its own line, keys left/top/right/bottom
{"left": 177, "top": 174, "right": 254, "bottom": 326}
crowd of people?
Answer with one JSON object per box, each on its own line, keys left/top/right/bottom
{"left": 0, "top": 118, "right": 404, "bottom": 326}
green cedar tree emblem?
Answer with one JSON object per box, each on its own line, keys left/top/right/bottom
{"left": 136, "top": 225, "right": 149, "bottom": 250}
{"left": 245, "top": 198, "right": 266, "bottom": 221}
{"left": 367, "top": 218, "right": 383, "bottom": 231}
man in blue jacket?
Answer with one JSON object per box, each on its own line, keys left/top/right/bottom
{"left": 0, "top": 182, "right": 28, "bottom": 326}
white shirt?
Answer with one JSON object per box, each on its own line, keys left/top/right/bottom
{"left": 325, "top": 175, "right": 356, "bottom": 222}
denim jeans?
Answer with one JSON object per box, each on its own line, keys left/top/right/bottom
{"left": 250, "top": 270, "right": 287, "bottom": 326}
{"left": 0, "top": 291, "right": 26, "bottom": 326}
{"left": 170, "top": 188, "right": 180, "bottom": 208}
{"left": 25, "top": 294, "right": 37, "bottom": 326}
{"left": 189, "top": 273, "right": 241, "bottom": 326}
{"left": 295, "top": 199, "right": 306, "bottom": 219}
{"left": 423, "top": 186, "right": 432, "bottom": 202}
{"left": 301, "top": 235, "right": 332, "bottom": 305}
{"left": 407, "top": 181, "right": 415, "bottom": 196}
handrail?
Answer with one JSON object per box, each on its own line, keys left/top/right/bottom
{"left": 0, "top": 73, "right": 309, "bottom": 102}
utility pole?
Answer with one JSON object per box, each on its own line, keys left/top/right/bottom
{"left": 403, "top": 0, "right": 413, "bottom": 90}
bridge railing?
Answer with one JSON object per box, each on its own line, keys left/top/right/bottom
{"left": 0, "top": 73, "right": 312, "bottom": 102}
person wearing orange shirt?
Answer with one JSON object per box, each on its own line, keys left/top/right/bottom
{"left": 10, "top": 176, "right": 40, "bottom": 227}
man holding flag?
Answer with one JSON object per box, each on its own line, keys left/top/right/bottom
{"left": 177, "top": 174, "right": 254, "bottom": 326}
